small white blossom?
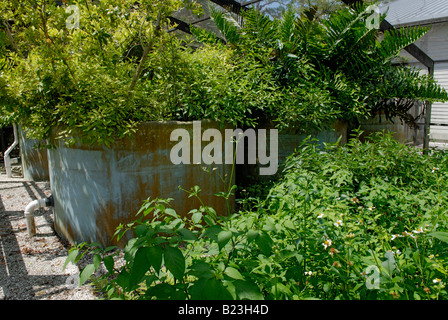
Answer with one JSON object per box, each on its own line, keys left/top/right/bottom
{"left": 304, "top": 271, "right": 313, "bottom": 276}
{"left": 413, "top": 227, "right": 424, "bottom": 234}
{"left": 391, "top": 234, "right": 402, "bottom": 241}
{"left": 322, "top": 239, "right": 332, "bottom": 250}
{"left": 334, "top": 220, "right": 343, "bottom": 227}
{"left": 403, "top": 231, "right": 416, "bottom": 239}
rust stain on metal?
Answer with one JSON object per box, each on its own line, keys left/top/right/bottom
{"left": 19, "top": 127, "right": 50, "bottom": 181}
{"left": 49, "top": 121, "right": 235, "bottom": 247}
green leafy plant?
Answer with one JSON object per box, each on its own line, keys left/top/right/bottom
{"left": 65, "top": 131, "right": 448, "bottom": 300}
{"left": 192, "top": 2, "right": 448, "bottom": 130}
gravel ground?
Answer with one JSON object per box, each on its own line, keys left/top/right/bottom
{"left": 0, "top": 163, "right": 96, "bottom": 300}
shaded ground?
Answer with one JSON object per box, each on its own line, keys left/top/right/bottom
{"left": 0, "top": 162, "right": 95, "bottom": 300}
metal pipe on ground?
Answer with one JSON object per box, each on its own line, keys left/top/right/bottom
{"left": 24, "top": 195, "right": 54, "bottom": 236}
{"left": 4, "top": 124, "right": 18, "bottom": 178}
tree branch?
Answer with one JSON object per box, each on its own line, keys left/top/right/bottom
{"left": 2, "top": 20, "right": 21, "bottom": 57}
{"left": 128, "top": 2, "right": 166, "bottom": 96}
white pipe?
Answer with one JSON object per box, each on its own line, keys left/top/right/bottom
{"left": 4, "top": 124, "right": 18, "bottom": 178}
{"left": 24, "top": 198, "right": 47, "bottom": 237}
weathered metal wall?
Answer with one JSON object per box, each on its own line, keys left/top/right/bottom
{"left": 48, "top": 121, "right": 235, "bottom": 247}
{"left": 18, "top": 127, "right": 50, "bottom": 181}
{"left": 359, "top": 106, "right": 425, "bottom": 146}
{"left": 276, "top": 120, "right": 348, "bottom": 164}
{"left": 236, "top": 120, "right": 348, "bottom": 183}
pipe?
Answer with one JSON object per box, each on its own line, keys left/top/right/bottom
{"left": 24, "top": 195, "right": 54, "bottom": 237}
{"left": 4, "top": 124, "right": 18, "bottom": 178}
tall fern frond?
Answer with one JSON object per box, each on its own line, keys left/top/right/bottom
{"left": 190, "top": 25, "right": 222, "bottom": 45}
{"left": 209, "top": 7, "right": 242, "bottom": 46}
{"left": 278, "top": 6, "right": 297, "bottom": 44}
{"left": 375, "top": 25, "right": 430, "bottom": 64}
{"left": 241, "top": 9, "right": 276, "bottom": 46}
{"left": 381, "top": 67, "right": 448, "bottom": 102}
{"left": 321, "top": 4, "right": 372, "bottom": 59}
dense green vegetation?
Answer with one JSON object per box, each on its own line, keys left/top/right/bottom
{"left": 3, "top": 0, "right": 448, "bottom": 300}
{"left": 1, "top": 0, "right": 447, "bottom": 145}
{"left": 66, "top": 132, "right": 448, "bottom": 300}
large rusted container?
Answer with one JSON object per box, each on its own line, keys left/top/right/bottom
{"left": 236, "top": 120, "right": 348, "bottom": 183}
{"left": 359, "top": 103, "right": 425, "bottom": 146}
{"left": 18, "top": 127, "right": 50, "bottom": 181}
{"left": 47, "top": 120, "right": 235, "bottom": 246}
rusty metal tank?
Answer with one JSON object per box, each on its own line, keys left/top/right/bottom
{"left": 236, "top": 120, "right": 348, "bottom": 183}
{"left": 47, "top": 120, "right": 235, "bottom": 247}
{"left": 18, "top": 127, "right": 50, "bottom": 181}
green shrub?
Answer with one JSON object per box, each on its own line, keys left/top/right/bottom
{"left": 65, "top": 132, "right": 448, "bottom": 300}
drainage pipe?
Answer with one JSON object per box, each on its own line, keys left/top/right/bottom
{"left": 4, "top": 123, "right": 18, "bottom": 178}
{"left": 24, "top": 195, "right": 54, "bottom": 236}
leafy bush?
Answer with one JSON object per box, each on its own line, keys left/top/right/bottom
{"left": 3, "top": 1, "right": 448, "bottom": 145}
{"left": 195, "top": 3, "right": 448, "bottom": 130}
{"left": 65, "top": 132, "right": 448, "bottom": 300}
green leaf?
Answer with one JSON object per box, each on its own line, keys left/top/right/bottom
{"left": 165, "top": 208, "right": 178, "bottom": 218}
{"left": 79, "top": 264, "right": 96, "bottom": 286}
{"left": 189, "top": 262, "right": 215, "bottom": 279}
{"left": 428, "top": 232, "right": 448, "bottom": 243}
{"left": 271, "top": 282, "right": 292, "bottom": 298}
{"left": 135, "top": 224, "right": 147, "bottom": 237}
{"left": 146, "top": 246, "right": 163, "bottom": 274}
{"left": 203, "top": 215, "right": 216, "bottom": 226}
{"left": 63, "top": 248, "right": 79, "bottom": 270}
{"left": 191, "top": 210, "right": 203, "bottom": 224}
{"left": 202, "top": 225, "right": 222, "bottom": 240}
{"left": 382, "top": 251, "right": 396, "bottom": 277}
{"left": 217, "top": 230, "right": 233, "bottom": 250}
{"left": 247, "top": 229, "right": 259, "bottom": 243}
{"left": 103, "top": 255, "right": 115, "bottom": 274}
{"left": 190, "top": 277, "right": 233, "bottom": 300}
{"left": 146, "top": 283, "right": 178, "bottom": 300}
{"left": 93, "top": 254, "right": 102, "bottom": 270}
{"left": 164, "top": 246, "right": 185, "bottom": 281}
{"left": 255, "top": 231, "right": 273, "bottom": 256}
{"left": 225, "top": 267, "right": 245, "bottom": 280}
{"left": 178, "top": 228, "right": 197, "bottom": 241}
{"left": 234, "top": 280, "right": 264, "bottom": 300}
{"left": 129, "top": 247, "right": 152, "bottom": 290}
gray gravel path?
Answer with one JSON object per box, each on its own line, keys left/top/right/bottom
{"left": 0, "top": 165, "right": 96, "bottom": 300}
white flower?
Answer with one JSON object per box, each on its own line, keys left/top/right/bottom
{"left": 322, "top": 239, "right": 332, "bottom": 250}
{"left": 413, "top": 227, "right": 424, "bottom": 234}
{"left": 304, "top": 271, "right": 313, "bottom": 276}
{"left": 433, "top": 278, "right": 442, "bottom": 284}
{"left": 334, "top": 220, "right": 343, "bottom": 227}
{"left": 403, "top": 231, "right": 416, "bottom": 239}
{"left": 317, "top": 213, "right": 324, "bottom": 219}
{"left": 432, "top": 167, "right": 439, "bottom": 173}
{"left": 368, "top": 206, "right": 375, "bottom": 211}
{"left": 429, "top": 254, "right": 435, "bottom": 259}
